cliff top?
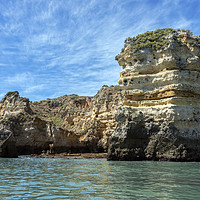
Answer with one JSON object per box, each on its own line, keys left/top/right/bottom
{"left": 116, "top": 28, "right": 200, "bottom": 68}
{"left": 119, "top": 28, "right": 199, "bottom": 54}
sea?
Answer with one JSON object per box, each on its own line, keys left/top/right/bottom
{"left": 0, "top": 158, "right": 199, "bottom": 200}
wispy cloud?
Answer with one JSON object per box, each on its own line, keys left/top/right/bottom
{"left": 0, "top": 0, "right": 199, "bottom": 101}
{"left": 6, "top": 72, "right": 34, "bottom": 85}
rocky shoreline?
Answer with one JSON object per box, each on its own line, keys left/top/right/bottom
{"left": 1, "top": 28, "right": 200, "bottom": 161}
{"left": 0, "top": 86, "right": 122, "bottom": 157}
{"left": 108, "top": 28, "right": 200, "bottom": 161}
{"left": 19, "top": 153, "right": 107, "bottom": 159}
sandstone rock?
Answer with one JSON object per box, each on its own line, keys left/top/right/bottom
{"left": 0, "top": 92, "right": 82, "bottom": 155}
{"left": 108, "top": 28, "right": 200, "bottom": 161}
{"left": 31, "top": 85, "right": 122, "bottom": 152}
{"left": 0, "top": 86, "right": 122, "bottom": 155}
{"left": 0, "top": 91, "right": 32, "bottom": 117}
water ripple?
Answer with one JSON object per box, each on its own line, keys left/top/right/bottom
{"left": 0, "top": 158, "right": 200, "bottom": 199}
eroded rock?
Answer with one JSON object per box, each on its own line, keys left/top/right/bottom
{"left": 108, "top": 28, "right": 200, "bottom": 161}
{"left": 0, "top": 86, "right": 122, "bottom": 156}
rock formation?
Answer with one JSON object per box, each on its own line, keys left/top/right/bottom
{"left": 1, "top": 28, "right": 200, "bottom": 161}
{"left": 0, "top": 86, "right": 122, "bottom": 156}
{"left": 0, "top": 129, "right": 18, "bottom": 158}
{"left": 108, "top": 28, "right": 200, "bottom": 161}
{"left": 0, "top": 91, "right": 75, "bottom": 155}
{"left": 30, "top": 86, "right": 122, "bottom": 152}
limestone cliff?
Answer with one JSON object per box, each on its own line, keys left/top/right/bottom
{"left": 108, "top": 28, "right": 200, "bottom": 161}
{"left": 0, "top": 91, "right": 79, "bottom": 154}
{"left": 1, "top": 28, "right": 199, "bottom": 161}
{"left": 31, "top": 85, "right": 122, "bottom": 152}
{"left": 0, "top": 86, "right": 122, "bottom": 156}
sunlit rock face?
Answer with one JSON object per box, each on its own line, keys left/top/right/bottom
{"left": 0, "top": 86, "right": 122, "bottom": 155}
{"left": 0, "top": 91, "right": 83, "bottom": 154}
{"left": 31, "top": 86, "right": 123, "bottom": 153}
{"left": 108, "top": 29, "right": 200, "bottom": 161}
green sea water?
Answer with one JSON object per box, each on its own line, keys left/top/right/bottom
{"left": 0, "top": 158, "right": 199, "bottom": 200}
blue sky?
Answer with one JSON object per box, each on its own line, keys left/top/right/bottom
{"left": 0, "top": 0, "right": 199, "bottom": 101}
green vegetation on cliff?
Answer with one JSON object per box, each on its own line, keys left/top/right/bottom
{"left": 122, "top": 28, "right": 191, "bottom": 53}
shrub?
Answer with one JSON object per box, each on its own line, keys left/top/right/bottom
{"left": 121, "top": 28, "right": 192, "bottom": 53}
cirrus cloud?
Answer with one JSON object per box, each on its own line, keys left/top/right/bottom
{"left": 0, "top": 0, "right": 199, "bottom": 101}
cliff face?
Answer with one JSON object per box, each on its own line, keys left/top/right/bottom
{"left": 0, "top": 86, "right": 122, "bottom": 156}
{"left": 31, "top": 86, "right": 122, "bottom": 152}
{"left": 0, "top": 91, "right": 77, "bottom": 154}
{"left": 108, "top": 29, "right": 200, "bottom": 161}
{"left": 1, "top": 28, "right": 199, "bottom": 160}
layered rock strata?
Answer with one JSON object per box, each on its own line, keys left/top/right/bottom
{"left": 108, "top": 29, "right": 200, "bottom": 161}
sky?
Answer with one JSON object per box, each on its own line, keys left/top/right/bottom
{"left": 0, "top": 0, "right": 200, "bottom": 101}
